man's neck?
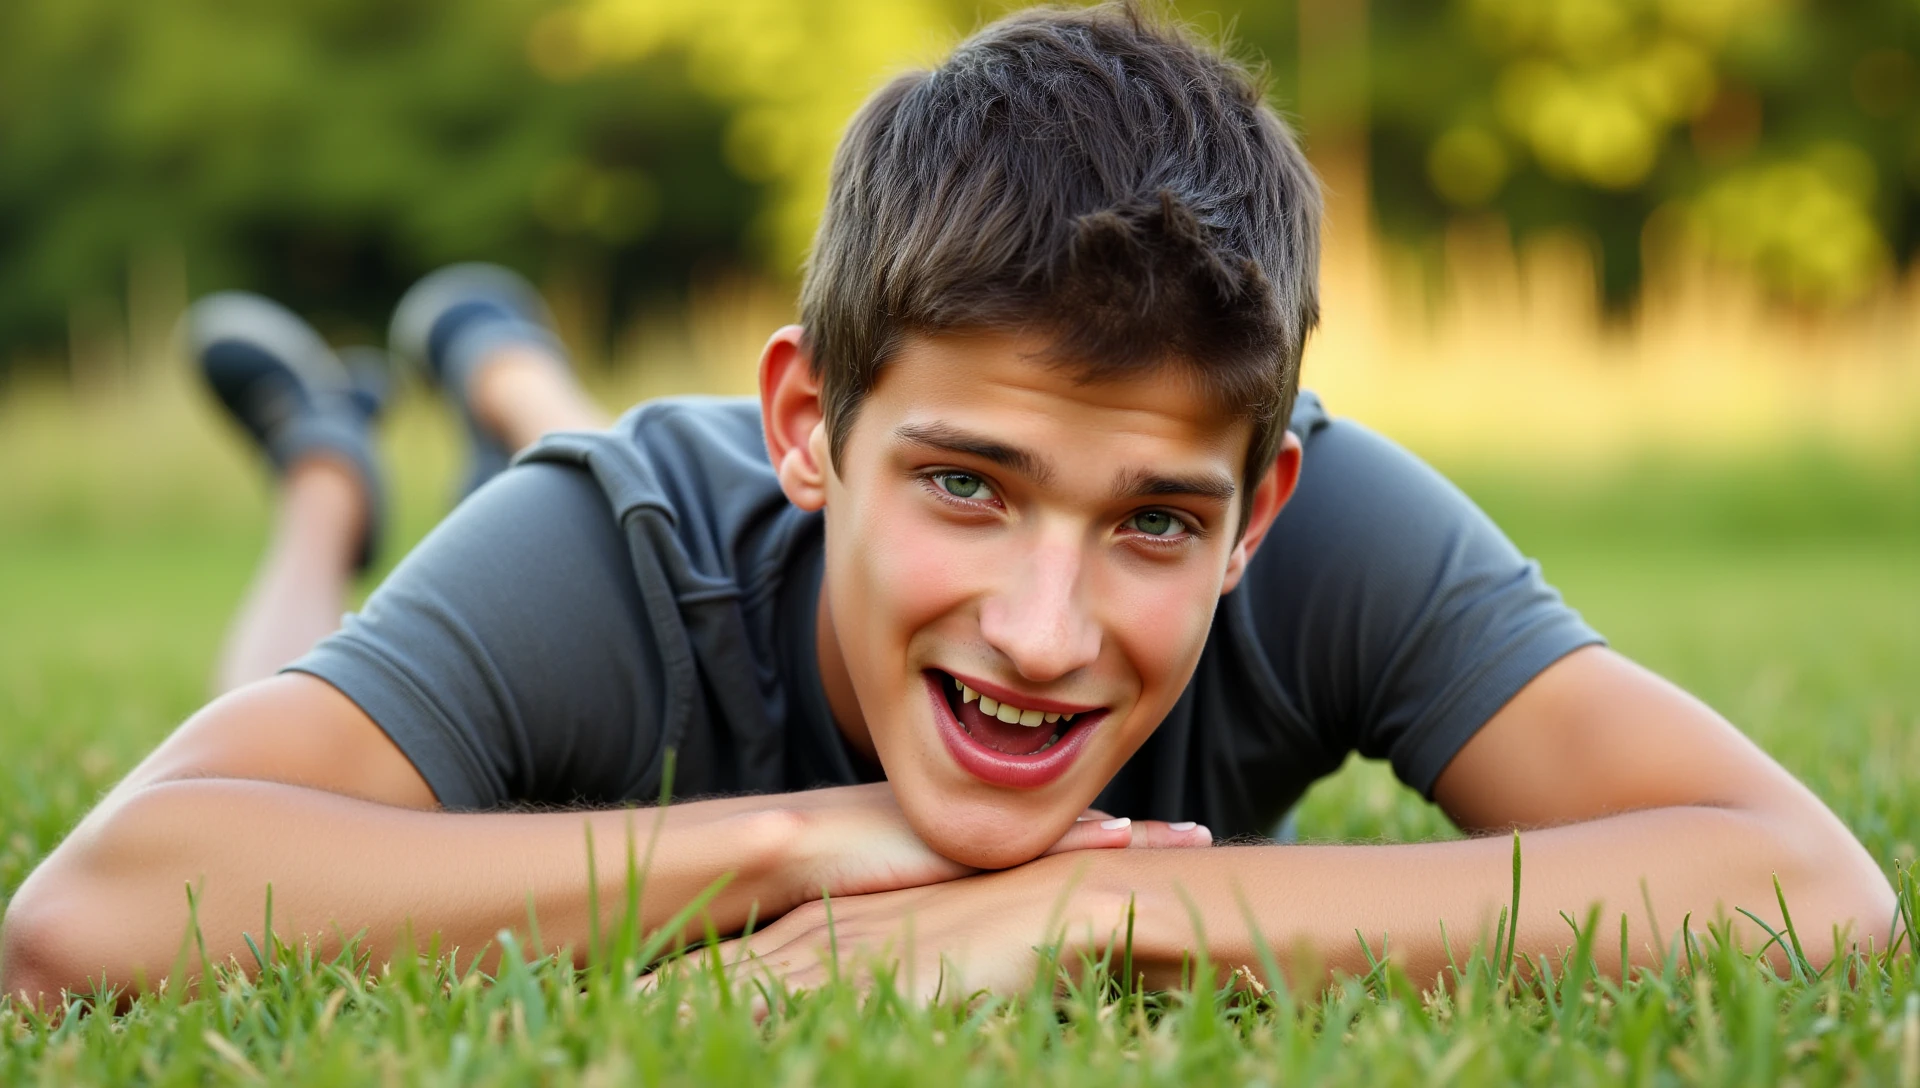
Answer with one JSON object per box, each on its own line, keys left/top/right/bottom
{"left": 815, "top": 577, "right": 877, "bottom": 761}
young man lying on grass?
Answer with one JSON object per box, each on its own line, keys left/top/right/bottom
{"left": 1, "top": 3, "right": 1893, "bottom": 1007}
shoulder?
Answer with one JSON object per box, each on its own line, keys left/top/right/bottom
{"left": 517, "top": 396, "right": 810, "bottom": 588}
{"left": 1249, "top": 400, "right": 1554, "bottom": 640}
{"left": 394, "top": 460, "right": 629, "bottom": 587}
{"left": 619, "top": 395, "right": 776, "bottom": 478}
{"left": 521, "top": 396, "right": 775, "bottom": 516}
{"left": 295, "top": 458, "right": 657, "bottom": 808}
{"left": 1232, "top": 408, "right": 1493, "bottom": 722}
{"left": 357, "top": 464, "right": 633, "bottom": 633}
{"left": 1257, "top": 405, "right": 1493, "bottom": 591}
{"left": 1286, "top": 391, "right": 1474, "bottom": 533}
{"left": 1231, "top": 394, "right": 1601, "bottom": 792}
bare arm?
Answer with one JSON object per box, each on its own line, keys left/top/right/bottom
{"left": 710, "top": 648, "right": 1894, "bottom": 994}
{"left": 0, "top": 674, "right": 1177, "bottom": 1007}
{"left": 0, "top": 676, "right": 810, "bottom": 1006}
{"left": 1104, "top": 647, "right": 1895, "bottom": 984}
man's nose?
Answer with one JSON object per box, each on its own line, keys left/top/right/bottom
{"left": 977, "top": 537, "right": 1101, "bottom": 683}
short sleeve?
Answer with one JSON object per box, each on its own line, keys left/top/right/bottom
{"left": 286, "top": 463, "right": 665, "bottom": 810}
{"left": 1240, "top": 419, "right": 1603, "bottom": 797}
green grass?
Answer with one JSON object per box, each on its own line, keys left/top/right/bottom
{"left": 4, "top": 380, "right": 1920, "bottom": 1084}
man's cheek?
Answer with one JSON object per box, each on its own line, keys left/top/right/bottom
{"left": 1108, "top": 574, "right": 1218, "bottom": 687}
{"left": 862, "top": 518, "right": 980, "bottom": 627}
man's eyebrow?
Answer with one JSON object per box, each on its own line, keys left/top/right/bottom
{"left": 1111, "top": 467, "right": 1237, "bottom": 504}
{"left": 892, "top": 422, "right": 1054, "bottom": 483}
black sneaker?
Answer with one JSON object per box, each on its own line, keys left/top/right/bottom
{"left": 184, "top": 292, "right": 388, "bottom": 571}
{"left": 388, "top": 262, "right": 569, "bottom": 500}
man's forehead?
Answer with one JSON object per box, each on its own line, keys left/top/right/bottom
{"left": 874, "top": 331, "right": 1252, "bottom": 445}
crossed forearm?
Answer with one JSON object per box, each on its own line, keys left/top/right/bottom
{"left": 1075, "top": 804, "right": 1895, "bottom": 988}
{"left": 15, "top": 782, "right": 1881, "bottom": 1006}
{"left": 0, "top": 780, "right": 806, "bottom": 1005}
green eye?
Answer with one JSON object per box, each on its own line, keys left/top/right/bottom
{"left": 938, "top": 473, "right": 987, "bottom": 499}
{"left": 1128, "top": 511, "right": 1182, "bottom": 537}
{"left": 1128, "top": 514, "right": 1175, "bottom": 541}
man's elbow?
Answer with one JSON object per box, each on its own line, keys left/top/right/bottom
{"left": 1772, "top": 815, "right": 1898, "bottom": 963}
{"left": 2, "top": 810, "right": 164, "bottom": 1010}
{"left": 1, "top": 878, "right": 99, "bottom": 1010}
{"left": 1820, "top": 866, "right": 1899, "bottom": 957}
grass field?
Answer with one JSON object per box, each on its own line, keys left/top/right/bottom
{"left": 3, "top": 376, "right": 1920, "bottom": 1084}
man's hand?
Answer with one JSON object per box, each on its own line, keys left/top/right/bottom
{"left": 653, "top": 852, "right": 1125, "bottom": 1004}
{"left": 774, "top": 781, "right": 1211, "bottom": 903}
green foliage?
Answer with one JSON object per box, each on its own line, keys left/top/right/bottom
{"left": 1367, "top": 0, "right": 1920, "bottom": 304}
{"left": 0, "top": 0, "right": 761, "bottom": 365}
{"left": 5, "top": 0, "right": 1917, "bottom": 371}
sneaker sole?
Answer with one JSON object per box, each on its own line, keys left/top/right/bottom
{"left": 386, "top": 262, "right": 556, "bottom": 383}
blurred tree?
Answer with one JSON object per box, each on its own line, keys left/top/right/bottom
{"left": 5, "top": 0, "right": 1917, "bottom": 377}
{"left": 477, "top": 0, "right": 1920, "bottom": 309}
{"left": 0, "top": 0, "right": 763, "bottom": 371}
{"left": 1367, "top": 0, "right": 1914, "bottom": 307}
{"left": 545, "top": 0, "right": 966, "bottom": 273}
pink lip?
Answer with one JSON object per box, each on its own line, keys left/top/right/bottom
{"left": 925, "top": 672, "right": 1103, "bottom": 789}
{"left": 941, "top": 670, "right": 1103, "bottom": 716}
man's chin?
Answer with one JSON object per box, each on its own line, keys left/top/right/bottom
{"left": 898, "top": 791, "right": 1075, "bottom": 870}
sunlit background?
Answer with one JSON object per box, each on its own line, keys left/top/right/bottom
{"left": 6, "top": 0, "right": 1920, "bottom": 458}
{"left": 2, "top": 1, "right": 1918, "bottom": 878}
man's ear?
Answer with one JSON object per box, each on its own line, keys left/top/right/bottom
{"left": 1221, "top": 430, "right": 1303, "bottom": 594}
{"left": 759, "top": 324, "right": 831, "bottom": 511}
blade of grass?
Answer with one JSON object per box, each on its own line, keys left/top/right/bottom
{"left": 524, "top": 890, "right": 544, "bottom": 963}
{"left": 633, "top": 872, "right": 736, "bottom": 970}
{"left": 822, "top": 890, "right": 839, "bottom": 987}
{"left": 585, "top": 822, "right": 601, "bottom": 970}
{"left": 1234, "top": 885, "right": 1290, "bottom": 1012}
{"left": 1735, "top": 907, "right": 1791, "bottom": 976}
{"left": 1439, "top": 918, "right": 1462, "bottom": 985}
{"left": 1681, "top": 912, "right": 1699, "bottom": 977}
{"left": 1640, "top": 877, "right": 1667, "bottom": 966}
{"left": 1491, "top": 906, "right": 1508, "bottom": 986}
{"left": 1773, "top": 874, "right": 1816, "bottom": 980}
{"left": 702, "top": 910, "right": 730, "bottom": 1014}
{"left": 1502, "top": 830, "right": 1522, "bottom": 984}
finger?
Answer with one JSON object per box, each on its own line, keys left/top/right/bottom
{"left": 731, "top": 958, "right": 841, "bottom": 1022}
{"left": 1077, "top": 808, "right": 1114, "bottom": 822}
{"left": 1124, "top": 820, "right": 1213, "bottom": 848}
{"left": 638, "top": 944, "right": 786, "bottom": 1023}
{"left": 704, "top": 936, "right": 751, "bottom": 965}
{"left": 1043, "top": 815, "right": 1137, "bottom": 855}
{"left": 634, "top": 932, "right": 748, "bottom": 994}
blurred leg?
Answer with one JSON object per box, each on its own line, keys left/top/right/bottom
{"left": 212, "top": 456, "right": 368, "bottom": 694}
{"left": 390, "top": 263, "right": 610, "bottom": 494}
{"left": 185, "top": 291, "right": 388, "bottom": 694}
{"left": 468, "top": 344, "right": 611, "bottom": 453}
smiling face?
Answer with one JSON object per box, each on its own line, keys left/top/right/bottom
{"left": 764, "top": 327, "right": 1299, "bottom": 869}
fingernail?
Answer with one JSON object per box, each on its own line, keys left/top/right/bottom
{"left": 1100, "top": 817, "right": 1131, "bottom": 831}
{"left": 1169, "top": 821, "right": 1197, "bottom": 832}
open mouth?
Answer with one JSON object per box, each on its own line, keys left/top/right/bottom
{"left": 924, "top": 669, "right": 1105, "bottom": 788}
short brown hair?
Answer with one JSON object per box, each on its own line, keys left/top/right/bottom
{"left": 800, "top": 1, "right": 1322, "bottom": 499}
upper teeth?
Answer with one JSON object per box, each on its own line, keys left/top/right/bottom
{"left": 955, "top": 678, "right": 1071, "bottom": 727}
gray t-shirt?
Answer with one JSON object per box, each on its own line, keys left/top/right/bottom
{"left": 289, "top": 392, "right": 1601, "bottom": 838}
